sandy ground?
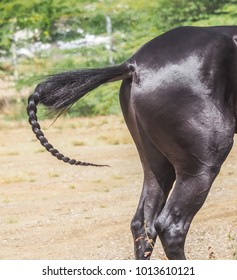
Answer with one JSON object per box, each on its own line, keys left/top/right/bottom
{"left": 0, "top": 115, "right": 236, "bottom": 260}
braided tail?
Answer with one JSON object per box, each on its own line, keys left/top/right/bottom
{"left": 27, "top": 91, "right": 104, "bottom": 166}
{"left": 27, "top": 63, "right": 132, "bottom": 167}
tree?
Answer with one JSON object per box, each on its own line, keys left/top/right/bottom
{"left": 0, "top": 0, "right": 67, "bottom": 53}
{"left": 155, "top": 0, "right": 234, "bottom": 30}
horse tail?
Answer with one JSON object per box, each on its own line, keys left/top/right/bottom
{"left": 27, "top": 63, "right": 132, "bottom": 167}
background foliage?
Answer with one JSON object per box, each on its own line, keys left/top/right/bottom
{"left": 0, "top": 0, "right": 237, "bottom": 118}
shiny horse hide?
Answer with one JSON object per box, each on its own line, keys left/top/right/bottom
{"left": 27, "top": 26, "right": 237, "bottom": 259}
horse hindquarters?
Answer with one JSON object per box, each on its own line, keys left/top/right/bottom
{"left": 129, "top": 31, "right": 236, "bottom": 259}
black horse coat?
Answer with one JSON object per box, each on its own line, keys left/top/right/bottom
{"left": 27, "top": 26, "right": 237, "bottom": 259}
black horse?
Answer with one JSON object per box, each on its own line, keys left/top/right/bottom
{"left": 27, "top": 26, "right": 237, "bottom": 259}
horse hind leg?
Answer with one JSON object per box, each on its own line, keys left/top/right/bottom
{"left": 119, "top": 79, "right": 175, "bottom": 259}
{"left": 129, "top": 122, "right": 176, "bottom": 259}
{"left": 131, "top": 155, "right": 175, "bottom": 259}
{"left": 154, "top": 163, "right": 231, "bottom": 260}
{"left": 153, "top": 118, "right": 234, "bottom": 259}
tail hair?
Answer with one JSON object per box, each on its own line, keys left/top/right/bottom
{"left": 27, "top": 63, "right": 131, "bottom": 167}
{"left": 35, "top": 64, "right": 129, "bottom": 111}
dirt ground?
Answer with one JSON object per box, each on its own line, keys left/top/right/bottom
{"left": 0, "top": 114, "right": 237, "bottom": 260}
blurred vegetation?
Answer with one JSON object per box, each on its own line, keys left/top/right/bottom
{"left": 0, "top": 0, "right": 237, "bottom": 119}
